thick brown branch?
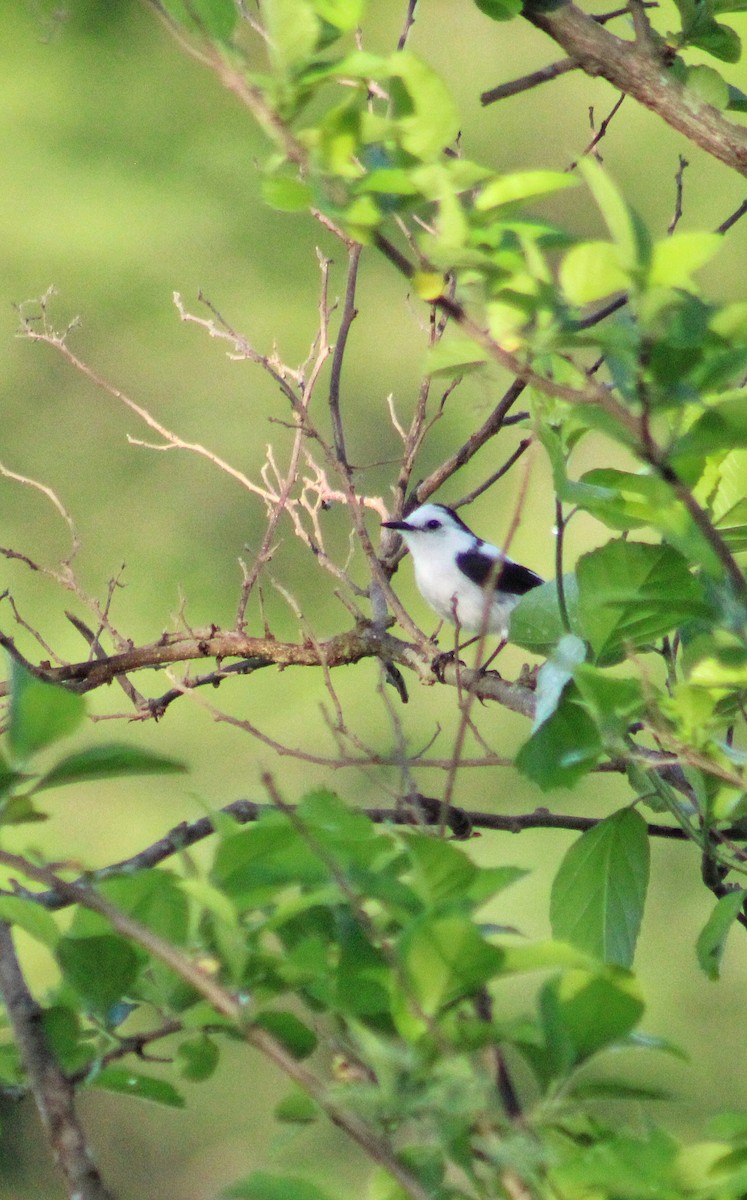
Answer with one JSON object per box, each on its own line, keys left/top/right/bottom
{"left": 0, "top": 923, "right": 113, "bottom": 1200}
{"left": 524, "top": 2, "right": 747, "bottom": 177}
{"left": 0, "top": 625, "right": 538, "bottom": 718}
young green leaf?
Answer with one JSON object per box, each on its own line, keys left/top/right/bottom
{"left": 9, "top": 663, "right": 85, "bottom": 761}
{"left": 696, "top": 890, "right": 745, "bottom": 980}
{"left": 560, "top": 241, "right": 629, "bottom": 305}
{"left": 177, "top": 1034, "right": 220, "bottom": 1082}
{"left": 223, "top": 1173, "right": 335, "bottom": 1200}
{"left": 158, "top": 0, "right": 237, "bottom": 41}
{"left": 387, "top": 51, "right": 459, "bottom": 159}
{"left": 36, "top": 744, "right": 186, "bottom": 790}
{"left": 550, "top": 808, "right": 650, "bottom": 967}
{"left": 91, "top": 1067, "right": 186, "bottom": 1108}
{"left": 0, "top": 897, "right": 59, "bottom": 949}
{"left": 475, "top": 170, "right": 577, "bottom": 210}
{"left": 398, "top": 913, "right": 505, "bottom": 1015}
{"left": 580, "top": 159, "right": 650, "bottom": 274}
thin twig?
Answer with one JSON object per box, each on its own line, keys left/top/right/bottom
{"left": 481, "top": 59, "right": 578, "bottom": 105}
{"left": 668, "top": 154, "right": 689, "bottom": 234}
{"left": 328, "top": 243, "right": 362, "bottom": 469}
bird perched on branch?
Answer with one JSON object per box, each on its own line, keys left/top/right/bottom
{"left": 382, "top": 503, "right": 543, "bottom": 659}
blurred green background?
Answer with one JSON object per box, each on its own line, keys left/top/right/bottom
{"left": 3, "top": 1, "right": 747, "bottom": 1196}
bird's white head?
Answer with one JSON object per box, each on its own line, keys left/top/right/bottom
{"left": 381, "top": 503, "right": 477, "bottom": 558}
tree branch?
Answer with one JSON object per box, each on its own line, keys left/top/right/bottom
{"left": 0, "top": 851, "right": 433, "bottom": 1200}
{"left": 9, "top": 797, "right": 712, "bottom": 913}
{"left": 524, "top": 1, "right": 747, "bottom": 178}
{"left": 0, "top": 922, "right": 114, "bottom": 1200}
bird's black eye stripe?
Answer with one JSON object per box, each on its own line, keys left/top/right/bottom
{"left": 425, "top": 519, "right": 441, "bottom": 530}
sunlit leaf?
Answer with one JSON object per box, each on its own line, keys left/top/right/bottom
{"left": 560, "top": 241, "right": 629, "bottom": 305}
{"left": 476, "top": 170, "right": 577, "bottom": 210}
{"left": 0, "top": 896, "right": 59, "bottom": 948}
{"left": 649, "top": 230, "right": 722, "bottom": 290}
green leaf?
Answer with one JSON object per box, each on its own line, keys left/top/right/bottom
{"left": 685, "top": 63, "right": 731, "bottom": 107}
{"left": 474, "top": 0, "right": 523, "bottom": 18}
{"left": 576, "top": 540, "right": 710, "bottom": 662}
{"left": 56, "top": 935, "right": 141, "bottom": 1015}
{"left": 690, "top": 20, "right": 741, "bottom": 61}
{"left": 671, "top": 395, "right": 747, "bottom": 461}
{"left": 580, "top": 159, "right": 649, "bottom": 274}
{"left": 274, "top": 1089, "right": 320, "bottom": 1124}
{"left": 515, "top": 687, "right": 602, "bottom": 790}
{"left": 223, "top": 1172, "right": 335, "bottom": 1200}
{"left": 41, "top": 1005, "right": 90, "bottom": 1073}
{"left": 402, "top": 833, "right": 477, "bottom": 904}
{"left": 398, "top": 913, "right": 504, "bottom": 1015}
{"left": 263, "top": 0, "right": 320, "bottom": 75}
{"left": 177, "top": 1034, "right": 220, "bottom": 1082}
{"left": 574, "top": 664, "right": 646, "bottom": 742}
{"left": 550, "top": 1128, "right": 679, "bottom": 1195}
{"left": 253, "top": 1011, "right": 318, "bottom": 1059}
{"left": 36, "top": 744, "right": 186, "bottom": 790}
{"left": 727, "top": 83, "right": 747, "bottom": 111}
{"left": 8, "top": 664, "right": 85, "bottom": 761}
{"left": 476, "top": 170, "right": 577, "bottom": 210}
{"left": 388, "top": 51, "right": 459, "bottom": 159}
{"left": 560, "top": 241, "right": 629, "bottom": 305}
{"left": 649, "top": 230, "right": 723, "bottom": 290}
{"left": 696, "top": 890, "right": 745, "bottom": 979}
{"left": 313, "top": 0, "right": 365, "bottom": 31}
{"left": 509, "top": 576, "right": 581, "bottom": 656}
{"left": 91, "top": 1067, "right": 186, "bottom": 1108}
{"left": 0, "top": 896, "right": 59, "bottom": 949}
{"left": 542, "top": 966, "right": 645, "bottom": 1062}
{"left": 550, "top": 809, "right": 650, "bottom": 967}
{"left": 261, "top": 175, "right": 314, "bottom": 212}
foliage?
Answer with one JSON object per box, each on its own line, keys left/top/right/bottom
{"left": 2, "top": 0, "right": 747, "bottom": 1198}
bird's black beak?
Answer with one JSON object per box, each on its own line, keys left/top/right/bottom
{"left": 382, "top": 519, "right": 411, "bottom": 532}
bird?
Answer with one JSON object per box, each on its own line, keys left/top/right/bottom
{"left": 382, "top": 503, "right": 543, "bottom": 659}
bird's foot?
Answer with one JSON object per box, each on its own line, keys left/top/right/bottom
{"left": 431, "top": 649, "right": 465, "bottom": 683}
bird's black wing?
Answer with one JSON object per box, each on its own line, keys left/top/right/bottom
{"left": 457, "top": 550, "right": 543, "bottom": 595}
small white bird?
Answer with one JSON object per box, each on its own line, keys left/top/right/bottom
{"left": 382, "top": 502, "right": 543, "bottom": 645}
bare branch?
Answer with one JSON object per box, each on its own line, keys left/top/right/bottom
{"left": 481, "top": 59, "right": 578, "bottom": 105}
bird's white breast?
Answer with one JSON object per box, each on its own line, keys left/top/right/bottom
{"left": 411, "top": 546, "right": 517, "bottom": 636}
